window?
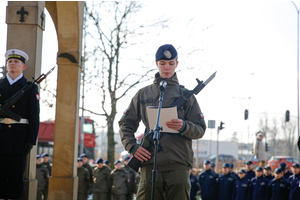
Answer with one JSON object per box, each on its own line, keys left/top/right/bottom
{"left": 83, "top": 122, "right": 94, "bottom": 134}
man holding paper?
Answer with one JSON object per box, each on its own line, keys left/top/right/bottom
{"left": 119, "top": 44, "right": 206, "bottom": 200}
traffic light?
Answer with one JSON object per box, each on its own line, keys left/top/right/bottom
{"left": 265, "top": 143, "right": 269, "bottom": 152}
{"left": 244, "top": 109, "right": 248, "bottom": 120}
{"left": 220, "top": 121, "right": 225, "bottom": 130}
{"left": 285, "top": 110, "right": 290, "bottom": 122}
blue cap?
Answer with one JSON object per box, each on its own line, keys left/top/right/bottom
{"left": 211, "top": 162, "right": 215, "bottom": 167}
{"left": 274, "top": 168, "right": 283, "bottom": 173}
{"left": 246, "top": 160, "right": 253, "bottom": 165}
{"left": 104, "top": 160, "right": 110, "bottom": 165}
{"left": 36, "top": 155, "right": 42, "bottom": 159}
{"left": 189, "top": 166, "right": 193, "bottom": 169}
{"left": 155, "top": 44, "right": 178, "bottom": 61}
{"left": 280, "top": 162, "right": 287, "bottom": 169}
{"left": 41, "top": 153, "right": 49, "bottom": 157}
{"left": 228, "top": 163, "right": 234, "bottom": 168}
{"left": 255, "top": 166, "right": 263, "bottom": 171}
{"left": 238, "top": 169, "right": 247, "bottom": 174}
{"left": 124, "top": 156, "right": 130, "bottom": 161}
{"left": 77, "top": 158, "right": 83, "bottom": 162}
{"left": 114, "top": 160, "right": 121, "bottom": 165}
{"left": 264, "top": 166, "right": 271, "bottom": 170}
{"left": 96, "top": 157, "right": 103, "bottom": 164}
{"left": 80, "top": 153, "right": 88, "bottom": 158}
{"left": 292, "top": 163, "right": 300, "bottom": 168}
{"left": 223, "top": 163, "right": 230, "bottom": 168}
{"left": 204, "top": 160, "right": 211, "bottom": 165}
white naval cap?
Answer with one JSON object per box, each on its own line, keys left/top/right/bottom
{"left": 5, "top": 49, "right": 29, "bottom": 63}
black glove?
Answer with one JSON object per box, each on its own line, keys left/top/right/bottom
{"left": 298, "top": 136, "right": 300, "bottom": 151}
{"left": 24, "top": 143, "right": 33, "bottom": 156}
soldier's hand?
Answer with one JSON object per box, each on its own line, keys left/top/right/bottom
{"left": 166, "top": 119, "right": 183, "bottom": 131}
{"left": 134, "top": 147, "right": 151, "bottom": 162}
{"left": 24, "top": 143, "right": 33, "bottom": 156}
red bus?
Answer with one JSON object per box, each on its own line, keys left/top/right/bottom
{"left": 37, "top": 117, "right": 96, "bottom": 160}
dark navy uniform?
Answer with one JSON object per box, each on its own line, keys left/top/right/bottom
{"left": 283, "top": 170, "right": 293, "bottom": 180}
{"left": 265, "top": 174, "right": 274, "bottom": 183}
{"left": 198, "top": 169, "right": 218, "bottom": 200}
{"left": 245, "top": 170, "right": 255, "bottom": 181}
{"left": 232, "top": 176, "right": 251, "bottom": 200}
{"left": 190, "top": 173, "right": 199, "bottom": 200}
{"left": 217, "top": 173, "right": 235, "bottom": 200}
{"left": 250, "top": 176, "right": 268, "bottom": 200}
{"left": 0, "top": 75, "right": 39, "bottom": 199}
{"left": 267, "top": 178, "right": 289, "bottom": 200}
{"left": 288, "top": 172, "right": 300, "bottom": 200}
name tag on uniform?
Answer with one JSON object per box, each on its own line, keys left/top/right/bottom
{"left": 228, "top": 177, "right": 233, "bottom": 181}
{"left": 242, "top": 184, "right": 248, "bottom": 187}
{"left": 209, "top": 175, "right": 213, "bottom": 179}
{"left": 280, "top": 183, "right": 285, "bottom": 187}
{"left": 260, "top": 182, "right": 265, "bottom": 185}
{"left": 253, "top": 183, "right": 256, "bottom": 185}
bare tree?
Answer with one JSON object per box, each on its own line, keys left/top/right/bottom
{"left": 281, "top": 119, "right": 297, "bottom": 157}
{"left": 83, "top": 2, "right": 168, "bottom": 166}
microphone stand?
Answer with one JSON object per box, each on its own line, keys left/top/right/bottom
{"left": 151, "top": 87, "right": 165, "bottom": 200}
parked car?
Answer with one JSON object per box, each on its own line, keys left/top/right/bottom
{"left": 267, "top": 156, "right": 298, "bottom": 170}
{"left": 209, "top": 154, "right": 236, "bottom": 163}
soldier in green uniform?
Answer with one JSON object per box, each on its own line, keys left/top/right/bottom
{"left": 123, "top": 156, "right": 136, "bottom": 200}
{"left": 93, "top": 157, "right": 112, "bottom": 200}
{"left": 41, "top": 153, "right": 51, "bottom": 200}
{"left": 36, "top": 155, "right": 49, "bottom": 200}
{"left": 119, "top": 44, "right": 206, "bottom": 200}
{"left": 80, "top": 153, "right": 94, "bottom": 194}
{"left": 110, "top": 160, "right": 130, "bottom": 200}
{"left": 77, "top": 157, "right": 90, "bottom": 200}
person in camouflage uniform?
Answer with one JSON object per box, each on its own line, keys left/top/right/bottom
{"left": 123, "top": 156, "right": 136, "bottom": 200}
{"left": 110, "top": 160, "right": 129, "bottom": 200}
{"left": 93, "top": 157, "right": 111, "bottom": 200}
{"left": 77, "top": 157, "right": 90, "bottom": 200}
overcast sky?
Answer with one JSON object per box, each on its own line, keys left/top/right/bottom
{"left": 0, "top": 1, "right": 299, "bottom": 145}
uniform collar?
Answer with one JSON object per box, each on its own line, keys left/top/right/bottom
{"left": 6, "top": 73, "right": 23, "bottom": 85}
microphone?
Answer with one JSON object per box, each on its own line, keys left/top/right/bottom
{"left": 159, "top": 80, "right": 167, "bottom": 91}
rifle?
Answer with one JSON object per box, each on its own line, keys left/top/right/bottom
{"left": 127, "top": 71, "right": 217, "bottom": 172}
{"left": 0, "top": 66, "right": 56, "bottom": 122}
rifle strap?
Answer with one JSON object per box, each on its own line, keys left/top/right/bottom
{"left": 179, "top": 85, "right": 188, "bottom": 101}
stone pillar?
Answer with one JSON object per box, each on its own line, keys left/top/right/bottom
{"left": 5, "top": 1, "right": 45, "bottom": 200}
{"left": 46, "top": 1, "right": 84, "bottom": 199}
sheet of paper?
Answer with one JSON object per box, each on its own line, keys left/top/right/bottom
{"left": 146, "top": 106, "right": 179, "bottom": 133}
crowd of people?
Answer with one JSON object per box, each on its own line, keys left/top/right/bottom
{"left": 36, "top": 153, "right": 138, "bottom": 200}
{"left": 190, "top": 160, "right": 300, "bottom": 200}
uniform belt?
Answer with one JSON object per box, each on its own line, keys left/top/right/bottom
{"left": 0, "top": 118, "right": 29, "bottom": 124}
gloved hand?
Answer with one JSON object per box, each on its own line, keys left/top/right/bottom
{"left": 24, "top": 143, "right": 33, "bottom": 156}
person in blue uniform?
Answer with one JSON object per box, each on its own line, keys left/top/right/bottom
{"left": 0, "top": 49, "right": 40, "bottom": 200}
{"left": 263, "top": 166, "right": 274, "bottom": 183}
{"left": 210, "top": 162, "right": 219, "bottom": 178}
{"left": 229, "top": 162, "right": 238, "bottom": 180}
{"left": 280, "top": 162, "right": 293, "bottom": 180}
{"left": 217, "top": 163, "right": 235, "bottom": 200}
{"left": 266, "top": 168, "right": 289, "bottom": 200}
{"left": 245, "top": 161, "right": 255, "bottom": 181}
{"left": 198, "top": 160, "right": 218, "bottom": 200}
{"left": 232, "top": 169, "right": 251, "bottom": 200}
{"left": 189, "top": 167, "right": 199, "bottom": 200}
{"left": 288, "top": 163, "right": 300, "bottom": 200}
{"left": 250, "top": 166, "right": 268, "bottom": 200}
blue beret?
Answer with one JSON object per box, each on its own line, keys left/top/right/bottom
{"left": 80, "top": 153, "right": 88, "bottom": 158}
{"left": 246, "top": 160, "right": 253, "bottom": 165}
{"left": 292, "top": 163, "right": 300, "bottom": 168}
{"left": 204, "top": 160, "right": 211, "bottom": 165}
{"left": 223, "top": 163, "right": 230, "bottom": 168}
{"left": 211, "top": 162, "right": 215, "bottom": 167}
{"left": 77, "top": 158, "right": 83, "bottom": 162}
{"left": 104, "top": 160, "right": 110, "bottom": 165}
{"left": 189, "top": 166, "right": 193, "bottom": 169}
{"left": 124, "top": 156, "right": 130, "bottom": 161}
{"left": 264, "top": 166, "right": 271, "bottom": 170}
{"left": 114, "top": 160, "right": 121, "bottom": 165}
{"left": 41, "top": 153, "right": 49, "bottom": 157}
{"left": 96, "top": 157, "right": 103, "bottom": 164}
{"left": 280, "top": 162, "right": 287, "bottom": 169}
{"left": 155, "top": 44, "right": 178, "bottom": 61}
{"left": 255, "top": 166, "right": 263, "bottom": 171}
{"left": 228, "top": 163, "right": 234, "bottom": 168}
{"left": 238, "top": 169, "right": 246, "bottom": 174}
{"left": 36, "top": 155, "right": 42, "bottom": 159}
{"left": 274, "top": 168, "right": 283, "bottom": 174}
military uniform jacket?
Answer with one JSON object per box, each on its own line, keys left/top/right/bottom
{"left": 217, "top": 173, "right": 235, "bottom": 200}
{"left": 198, "top": 169, "right": 218, "bottom": 200}
{"left": 265, "top": 175, "right": 274, "bottom": 183}
{"left": 233, "top": 177, "right": 251, "bottom": 200}
{"left": 250, "top": 176, "right": 268, "bottom": 200}
{"left": 284, "top": 170, "right": 293, "bottom": 181}
{"left": 119, "top": 73, "right": 206, "bottom": 171}
{"left": 245, "top": 170, "right": 256, "bottom": 181}
{"left": 83, "top": 163, "right": 93, "bottom": 184}
{"left": 36, "top": 164, "right": 49, "bottom": 191}
{"left": 0, "top": 76, "right": 39, "bottom": 154}
{"left": 77, "top": 167, "right": 90, "bottom": 195}
{"left": 190, "top": 173, "right": 199, "bottom": 200}
{"left": 267, "top": 178, "right": 289, "bottom": 200}
{"left": 110, "top": 168, "right": 129, "bottom": 196}
{"left": 93, "top": 165, "right": 111, "bottom": 193}
{"left": 123, "top": 164, "right": 136, "bottom": 193}
{"left": 288, "top": 173, "right": 300, "bottom": 200}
